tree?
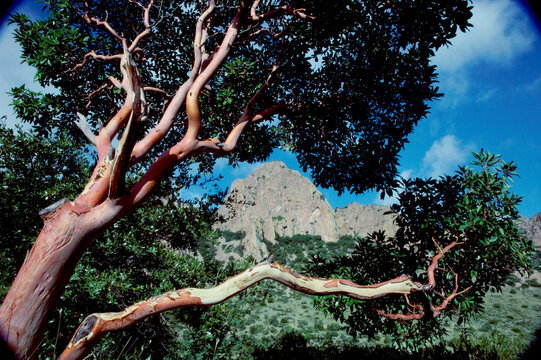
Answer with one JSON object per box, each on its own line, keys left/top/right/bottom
{"left": 0, "top": 0, "right": 500, "bottom": 358}
{"left": 0, "top": 119, "right": 246, "bottom": 358}
{"left": 309, "top": 151, "right": 536, "bottom": 348}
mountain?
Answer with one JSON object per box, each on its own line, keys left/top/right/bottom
{"left": 213, "top": 161, "right": 396, "bottom": 260}
{"left": 519, "top": 213, "right": 541, "bottom": 249}
{"left": 212, "top": 161, "right": 541, "bottom": 262}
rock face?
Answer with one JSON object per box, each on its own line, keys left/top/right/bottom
{"left": 519, "top": 213, "right": 541, "bottom": 249}
{"left": 214, "top": 161, "right": 396, "bottom": 260}
{"left": 335, "top": 203, "right": 396, "bottom": 238}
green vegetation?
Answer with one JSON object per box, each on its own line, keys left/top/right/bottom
{"left": 262, "top": 235, "right": 357, "bottom": 271}
{"left": 307, "top": 151, "right": 536, "bottom": 347}
{"left": 1, "top": 0, "right": 537, "bottom": 358}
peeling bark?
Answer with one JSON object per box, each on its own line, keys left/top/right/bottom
{"left": 0, "top": 202, "right": 98, "bottom": 358}
{"left": 59, "top": 263, "right": 422, "bottom": 360}
{"left": 0, "top": 1, "right": 339, "bottom": 358}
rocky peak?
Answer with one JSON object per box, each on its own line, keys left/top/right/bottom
{"left": 335, "top": 202, "right": 396, "bottom": 238}
{"left": 519, "top": 212, "right": 541, "bottom": 249}
{"left": 215, "top": 161, "right": 340, "bottom": 260}
{"left": 214, "top": 161, "right": 396, "bottom": 260}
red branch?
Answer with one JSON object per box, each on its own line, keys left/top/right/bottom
{"left": 185, "top": 1, "right": 245, "bottom": 141}
{"left": 128, "top": 0, "right": 156, "bottom": 52}
{"left": 80, "top": 1, "right": 123, "bottom": 42}
{"left": 65, "top": 51, "right": 122, "bottom": 73}
{"left": 128, "top": 0, "right": 216, "bottom": 165}
{"left": 248, "top": 1, "right": 315, "bottom": 22}
{"left": 59, "top": 263, "right": 421, "bottom": 360}
{"left": 376, "top": 237, "right": 471, "bottom": 320}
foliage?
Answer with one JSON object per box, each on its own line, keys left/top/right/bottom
{"left": 1, "top": 0, "right": 503, "bottom": 357}
{"left": 308, "top": 151, "right": 536, "bottom": 348}
{"left": 262, "top": 235, "right": 356, "bottom": 271}
{"left": 8, "top": 0, "right": 473, "bottom": 197}
{"left": 0, "top": 119, "right": 244, "bottom": 358}
{"left": 249, "top": 328, "right": 531, "bottom": 360}
{"left": 0, "top": 120, "right": 91, "bottom": 299}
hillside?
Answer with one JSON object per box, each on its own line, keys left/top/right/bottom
{"left": 213, "top": 161, "right": 541, "bottom": 262}
{"left": 213, "top": 161, "right": 396, "bottom": 261}
{"left": 198, "top": 161, "right": 541, "bottom": 359}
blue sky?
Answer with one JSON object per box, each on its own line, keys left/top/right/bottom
{"left": 1, "top": 1, "right": 540, "bottom": 218}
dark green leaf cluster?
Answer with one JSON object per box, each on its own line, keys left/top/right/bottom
{"left": 281, "top": 0, "right": 472, "bottom": 196}
{"left": 0, "top": 118, "right": 242, "bottom": 358}
{"left": 0, "top": 120, "right": 91, "bottom": 298}
{"left": 261, "top": 234, "right": 357, "bottom": 272}
{"left": 9, "top": 0, "right": 473, "bottom": 195}
{"left": 307, "top": 151, "right": 535, "bottom": 349}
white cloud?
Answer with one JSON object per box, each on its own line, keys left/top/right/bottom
{"left": 230, "top": 161, "right": 262, "bottom": 178}
{"left": 431, "top": 0, "right": 535, "bottom": 107}
{"left": 436, "top": 72, "right": 470, "bottom": 107}
{"left": 433, "top": 0, "right": 534, "bottom": 73}
{"left": 374, "top": 135, "right": 475, "bottom": 205}
{"left": 475, "top": 88, "right": 498, "bottom": 103}
{"left": 213, "top": 158, "right": 229, "bottom": 172}
{"left": 422, "top": 135, "right": 474, "bottom": 178}
{"left": 523, "top": 72, "right": 541, "bottom": 91}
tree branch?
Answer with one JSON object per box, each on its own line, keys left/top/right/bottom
{"left": 74, "top": 112, "right": 96, "bottom": 145}
{"left": 128, "top": 0, "right": 216, "bottom": 165}
{"left": 60, "top": 263, "right": 422, "bottom": 360}
{"left": 196, "top": 102, "right": 287, "bottom": 154}
{"left": 185, "top": 1, "right": 245, "bottom": 141}
{"left": 376, "top": 237, "right": 471, "bottom": 320}
{"left": 76, "top": 43, "right": 145, "bottom": 206}
{"left": 79, "top": 1, "right": 124, "bottom": 42}
{"left": 65, "top": 51, "right": 122, "bottom": 73}
{"left": 108, "top": 41, "right": 146, "bottom": 199}
{"left": 196, "top": 27, "right": 286, "bottom": 154}
{"left": 247, "top": 2, "right": 314, "bottom": 22}
{"left": 128, "top": 0, "right": 156, "bottom": 52}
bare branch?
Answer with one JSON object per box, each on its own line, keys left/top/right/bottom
{"left": 108, "top": 41, "right": 146, "bottom": 199}
{"left": 74, "top": 112, "right": 96, "bottom": 145}
{"left": 376, "top": 237, "right": 471, "bottom": 320}
{"left": 128, "top": 0, "right": 156, "bottom": 52}
{"left": 196, "top": 102, "right": 287, "bottom": 155}
{"left": 247, "top": 3, "right": 315, "bottom": 22}
{"left": 83, "top": 82, "right": 112, "bottom": 110}
{"left": 75, "top": 43, "right": 144, "bottom": 206}
{"left": 79, "top": 1, "right": 124, "bottom": 42}
{"left": 143, "top": 86, "right": 170, "bottom": 97}
{"left": 195, "top": 31, "right": 287, "bottom": 156}
{"left": 108, "top": 75, "right": 123, "bottom": 89}
{"left": 60, "top": 263, "right": 421, "bottom": 360}
{"left": 185, "top": 1, "right": 245, "bottom": 141}
{"left": 128, "top": 0, "right": 217, "bottom": 165}
{"left": 65, "top": 51, "right": 122, "bottom": 73}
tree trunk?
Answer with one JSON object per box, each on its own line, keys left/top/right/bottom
{"left": 0, "top": 200, "right": 113, "bottom": 359}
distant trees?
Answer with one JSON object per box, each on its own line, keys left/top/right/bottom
{"left": 0, "top": 1, "right": 533, "bottom": 359}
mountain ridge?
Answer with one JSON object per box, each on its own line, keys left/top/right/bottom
{"left": 213, "top": 161, "right": 396, "bottom": 260}
{"left": 213, "top": 161, "right": 541, "bottom": 261}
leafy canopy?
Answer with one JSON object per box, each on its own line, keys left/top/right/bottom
{"left": 309, "top": 151, "right": 536, "bottom": 348}
{"left": 9, "top": 0, "right": 473, "bottom": 197}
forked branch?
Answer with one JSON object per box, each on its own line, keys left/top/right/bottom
{"left": 108, "top": 42, "right": 146, "bottom": 199}
{"left": 376, "top": 237, "right": 471, "bottom": 320}
{"left": 128, "top": 0, "right": 216, "bottom": 165}
{"left": 60, "top": 262, "right": 422, "bottom": 360}
{"left": 248, "top": 0, "right": 315, "bottom": 22}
